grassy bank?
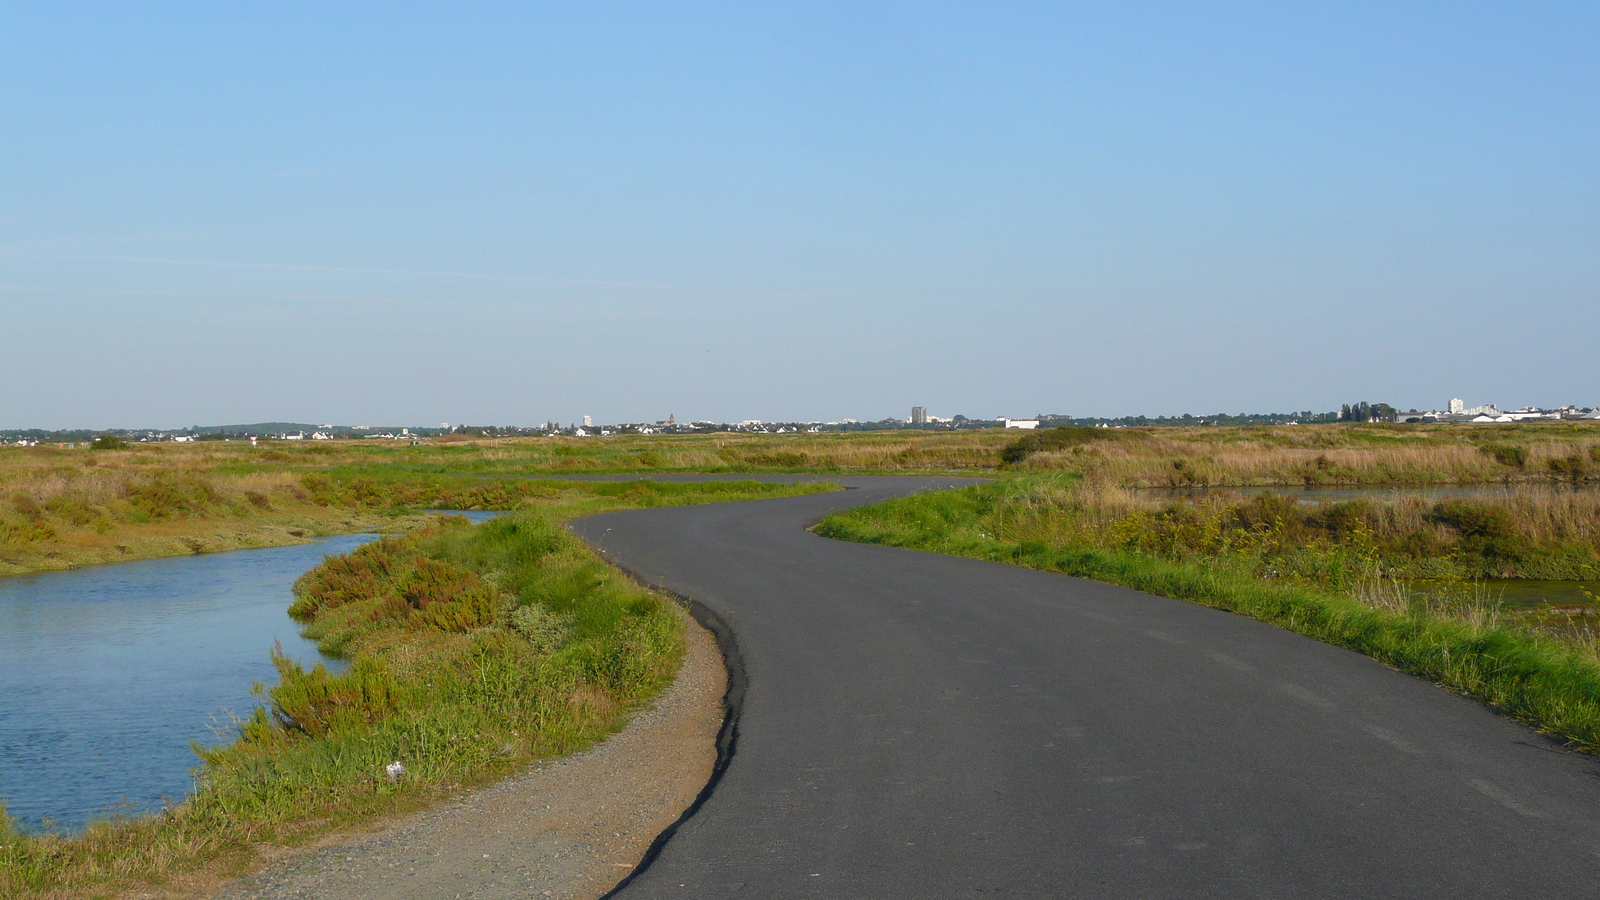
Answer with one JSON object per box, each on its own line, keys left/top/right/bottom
{"left": 1004, "top": 422, "right": 1600, "bottom": 486}
{"left": 0, "top": 438, "right": 845, "bottom": 576}
{"left": 8, "top": 422, "right": 1595, "bottom": 577}
{"left": 0, "top": 478, "right": 832, "bottom": 900}
{"left": 816, "top": 475, "right": 1600, "bottom": 751}
{"left": 0, "top": 455, "right": 423, "bottom": 577}
{"left": 983, "top": 477, "right": 1600, "bottom": 582}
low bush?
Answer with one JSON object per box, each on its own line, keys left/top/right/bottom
{"left": 1000, "top": 426, "right": 1134, "bottom": 465}
{"left": 124, "top": 477, "right": 219, "bottom": 519}
{"left": 1549, "top": 453, "right": 1593, "bottom": 483}
{"left": 1480, "top": 442, "right": 1529, "bottom": 469}
{"left": 259, "top": 651, "right": 401, "bottom": 739}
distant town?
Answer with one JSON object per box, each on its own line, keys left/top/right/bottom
{"left": 3, "top": 399, "right": 1596, "bottom": 446}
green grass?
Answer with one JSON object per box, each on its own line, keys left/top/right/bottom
{"left": 0, "top": 478, "right": 835, "bottom": 900}
{"left": 816, "top": 476, "right": 1600, "bottom": 753}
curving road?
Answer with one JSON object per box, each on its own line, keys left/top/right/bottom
{"left": 569, "top": 476, "right": 1600, "bottom": 898}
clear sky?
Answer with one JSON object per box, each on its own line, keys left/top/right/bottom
{"left": 3, "top": 2, "right": 1596, "bottom": 428}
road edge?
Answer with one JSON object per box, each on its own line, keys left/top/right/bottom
{"left": 595, "top": 566, "right": 747, "bottom": 899}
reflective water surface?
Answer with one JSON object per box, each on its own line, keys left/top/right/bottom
{"left": 0, "top": 534, "right": 380, "bottom": 833}
{"left": 0, "top": 512, "right": 504, "bottom": 833}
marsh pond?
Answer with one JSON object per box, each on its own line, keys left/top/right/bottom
{"left": 0, "top": 512, "right": 499, "bottom": 833}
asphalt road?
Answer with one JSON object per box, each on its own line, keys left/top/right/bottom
{"left": 569, "top": 476, "right": 1600, "bottom": 899}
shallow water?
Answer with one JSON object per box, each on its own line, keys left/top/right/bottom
{"left": 1412, "top": 579, "right": 1600, "bottom": 610}
{"left": 0, "top": 534, "right": 384, "bottom": 833}
{"left": 0, "top": 511, "right": 506, "bottom": 833}
{"left": 1481, "top": 580, "right": 1600, "bottom": 609}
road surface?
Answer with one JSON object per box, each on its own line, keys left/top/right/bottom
{"left": 568, "top": 475, "right": 1600, "bottom": 899}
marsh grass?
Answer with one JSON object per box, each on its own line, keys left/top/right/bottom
{"left": 0, "top": 436, "right": 843, "bottom": 576}
{"left": 985, "top": 476, "right": 1600, "bottom": 582}
{"left": 5, "top": 423, "right": 1595, "bottom": 577}
{"left": 0, "top": 479, "right": 834, "bottom": 900}
{"left": 817, "top": 476, "right": 1600, "bottom": 752}
{"left": 1011, "top": 422, "right": 1600, "bottom": 487}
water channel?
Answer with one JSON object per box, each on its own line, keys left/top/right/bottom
{"left": 0, "top": 511, "right": 499, "bottom": 833}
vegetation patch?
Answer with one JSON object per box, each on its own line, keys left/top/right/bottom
{"left": 1009, "top": 422, "right": 1600, "bottom": 486}
{"left": 4, "top": 423, "right": 1596, "bottom": 577}
{"left": 816, "top": 476, "right": 1600, "bottom": 752}
{"left": 999, "top": 425, "right": 1141, "bottom": 464}
{"left": 0, "top": 479, "right": 834, "bottom": 899}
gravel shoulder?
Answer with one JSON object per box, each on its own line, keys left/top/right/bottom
{"left": 203, "top": 603, "right": 725, "bottom": 900}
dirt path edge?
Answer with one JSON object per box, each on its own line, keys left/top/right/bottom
{"left": 200, "top": 596, "right": 729, "bottom": 900}
{"left": 598, "top": 584, "right": 747, "bottom": 899}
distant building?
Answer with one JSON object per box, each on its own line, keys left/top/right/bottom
{"left": 1449, "top": 398, "right": 1465, "bottom": 414}
{"left": 910, "top": 406, "right": 927, "bottom": 424}
{"left": 1000, "top": 418, "right": 1039, "bottom": 429}
{"left": 582, "top": 415, "right": 593, "bottom": 428}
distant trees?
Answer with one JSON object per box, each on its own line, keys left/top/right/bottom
{"left": 1339, "top": 402, "right": 1397, "bottom": 423}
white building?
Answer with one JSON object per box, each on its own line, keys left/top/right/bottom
{"left": 582, "top": 416, "right": 593, "bottom": 428}
{"left": 1000, "top": 418, "right": 1039, "bottom": 429}
{"left": 1448, "top": 398, "right": 1465, "bottom": 414}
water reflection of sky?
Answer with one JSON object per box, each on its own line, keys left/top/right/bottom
{"left": 421, "top": 509, "right": 504, "bottom": 523}
{"left": 0, "top": 533, "right": 382, "bottom": 833}
{"left": 1409, "top": 580, "right": 1600, "bottom": 610}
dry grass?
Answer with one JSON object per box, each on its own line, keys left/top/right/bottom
{"left": 1005, "top": 477, "right": 1600, "bottom": 548}
{"left": 0, "top": 451, "right": 418, "bottom": 576}
{"left": 428, "top": 430, "right": 1012, "bottom": 472}
{"left": 0, "top": 432, "right": 1002, "bottom": 575}
{"left": 1017, "top": 423, "right": 1600, "bottom": 486}
{"left": 3, "top": 422, "right": 1596, "bottom": 577}
{"left": 990, "top": 474, "right": 1600, "bottom": 583}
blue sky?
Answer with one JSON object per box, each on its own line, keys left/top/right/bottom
{"left": 3, "top": 2, "right": 1596, "bottom": 428}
